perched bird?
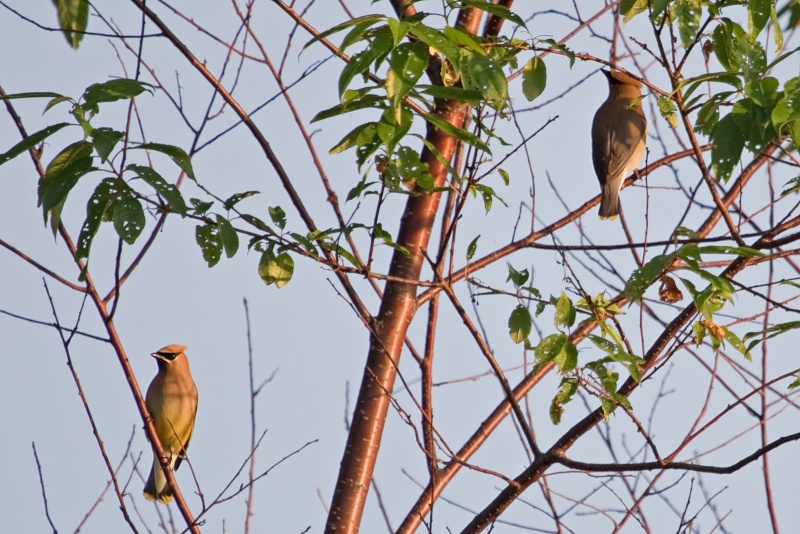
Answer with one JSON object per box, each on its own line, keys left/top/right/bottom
{"left": 591, "top": 69, "right": 647, "bottom": 219}
{"left": 143, "top": 344, "right": 198, "bottom": 503}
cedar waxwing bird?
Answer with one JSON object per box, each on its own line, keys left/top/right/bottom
{"left": 591, "top": 69, "right": 647, "bottom": 219}
{"left": 143, "top": 344, "right": 198, "bottom": 504}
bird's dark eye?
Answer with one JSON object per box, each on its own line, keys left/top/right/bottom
{"left": 157, "top": 351, "right": 178, "bottom": 361}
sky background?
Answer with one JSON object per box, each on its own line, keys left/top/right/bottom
{"left": 1, "top": 1, "right": 799, "bottom": 533}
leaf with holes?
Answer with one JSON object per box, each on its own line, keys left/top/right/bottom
{"left": 77, "top": 178, "right": 121, "bottom": 259}
{"left": 113, "top": 193, "right": 145, "bottom": 244}
{"left": 128, "top": 164, "right": 187, "bottom": 215}
{"left": 196, "top": 222, "right": 223, "bottom": 267}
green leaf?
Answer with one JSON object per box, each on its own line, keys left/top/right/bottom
{"left": 387, "top": 18, "right": 411, "bottom": 47}
{"left": 469, "top": 183, "right": 507, "bottom": 212}
{"left": 76, "top": 178, "right": 121, "bottom": 259}
{"left": 416, "top": 85, "right": 484, "bottom": 104}
{"left": 52, "top": 0, "right": 88, "bottom": 49}
{"left": 269, "top": 206, "right": 287, "bottom": 230}
{"left": 466, "top": 235, "right": 480, "bottom": 261}
{"left": 71, "top": 103, "right": 93, "bottom": 135}
{"left": 521, "top": 56, "right": 546, "bottom": 102}
{"left": 743, "top": 321, "right": 800, "bottom": 352}
{"left": 534, "top": 333, "right": 568, "bottom": 368}
{"left": 554, "top": 340, "right": 578, "bottom": 373}
{"left": 772, "top": 89, "right": 800, "bottom": 133}
{"left": 680, "top": 73, "right": 742, "bottom": 99}
{"left": 508, "top": 304, "right": 532, "bottom": 344}
{"left": 554, "top": 292, "right": 576, "bottom": 329}
{"left": 195, "top": 222, "right": 223, "bottom": 267}
{"left": 723, "top": 327, "right": 751, "bottom": 360}
{"left": 462, "top": 50, "right": 507, "bottom": 110}
{"left": 621, "top": 0, "right": 647, "bottom": 22}
{"left": 223, "top": 190, "right": 260, "bottom": 210}
{"left": 459, "top": 0, "right": 526, "bottom": 28}
{"left": 290, "top": 232, "right": 319, "bottom": 259}
{"left": 675, "top": 0, "right": 702, "bottom": 48}
{"left": 649, "top": 0, "right": 671, "bottom": 21}
{"left": 320, "top": 240, "right": 359, "bottom": 267}
{"left": 39, "top": 141, "right": 94, "bottom": 219}
{"left": 346, "top": 175, "right": 376, "bottom": 201}
{"left": 90, "top": 127, "right": 124, "bottom": 163}
{"left": 422, "top": 112, "right": 490, "bottom": 153}
{"left": 658, "top": 96, "right": 678, "bottom": 128}
{"left": 789, "top": 373, "right": 800, "bottom": 390}
{"left": 732, "top": 31, "right": 768, "bottom": 82}
{"left": 373, "top": 223, "right": 411, "bottom": 256}
{"left": 748, "top": 0, "right": 771, "bottom": 36}
{"left": 712, "top": 19, "right": 738, "bottom": 73}
{"left": 312, "top": 94, "right": 386, "bottom": 123}
{"left": 623, "top": 252, "right": 676, "bottom": 302}
{"left": 128, "top": 164, "right": 187, "bottom": 215}
{"left": 330, "top": 122, "right": 377, "bottom": 156}
{"left": 506, "top": 265, "right": 529, "bottom": 286}
{"left": 746, "top": 77, "right": 779, "bottom": 109}
{"left": 339, "top": 43, "right": 390, "bottom": 98}
{"left": 550, "top": 377, "right": 579, "bottom": 424}
{"left": 711, "top": 113, "right": 745, "bottom": 182}
{"left": 0, "top": 123, "right": 70, "bottom": 167}
{"left": 0, "top": 91, "right": 65, "bottom": 101}
{"left": 498, "top": 168, "right": 510, "bottom": 185}
{"left": 539, "top": 38, "right": 575, "bottom": 67}
{"left": 377, "top": 107, "right": 413, "bottom": 155}
{"left": 696, "top": 245, "right": 765, "bottom": 258}
{"left": 588, "top": 334, "right": 616, "bottom": 355}
{"left": 45, "top": 95, "right": 73, "bottom": 113}
{"left": 132, "top": 143, "right": 195, "bottom": 180}
{"left": 339, "top": 18, "right": 385, "bottom": 53}
{"left": 770, "top": 4, "right": 783, "bottom": 49}
{"left": 388, "top": 146, "right": 433, "bottom": 190}
{"left": 83, "top": 79, "right": 154, "bottom": 105}
{"left": 216, "top": 215, "right": 239, "bottom": 258}
{"left": 415, "top": 134, "right": 461, "bottom": 184}
{"left": 303, "top": 14, "right": 386, "bottom": 51}
{"left": 443, "top": 25, "right": 486, "bottom": 55}
{"left": 387, "top": 42, "right": 428, "bottom": 107}
{"left": 695, "top": 98, "right": 721, "bottom": 136}
{"left": 258, "top": 250, "right": 294, "bottom": 288}
{"left": 190, "top": 198, "right": 214, "bottom": 215}
{"left": 407, "top": 24, "right": 460, "bottom": 65}
{"left": 113, "top": 193, "right": 145, "bottom": 244}
{"left": 732, "top": 98, "right": 776, "bottom": 154}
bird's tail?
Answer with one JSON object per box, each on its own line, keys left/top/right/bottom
{"left": 599, "top": 181, "right": 621, "bottom": 220}
{"left": 143, "top": 452, "right": 176, "bottom": 503}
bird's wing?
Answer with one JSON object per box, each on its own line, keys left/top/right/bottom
{"left": 591, "top": 127, "right": 614, "bottom": 185}
{"left": 603, "top": 111, "right": 647, "bottom": 181}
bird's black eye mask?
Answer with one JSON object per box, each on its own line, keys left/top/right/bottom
{"left": 155, "top": 351, "right": 178, "bottom": 361}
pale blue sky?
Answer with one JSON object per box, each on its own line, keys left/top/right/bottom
{"left": 1, "top": 2, "right": 799, "bottom": 533}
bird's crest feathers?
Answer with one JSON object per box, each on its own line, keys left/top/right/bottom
{"left": 603, "top": 69, "right": 642, "bottom": 88}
